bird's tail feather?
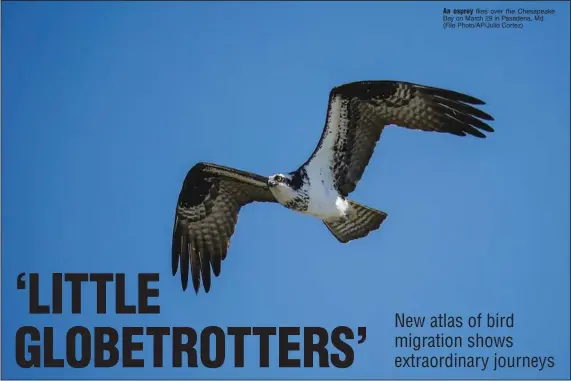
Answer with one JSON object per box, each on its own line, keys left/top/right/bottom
{"left": 323, "top": 200, "right": 387, "bottom": 243}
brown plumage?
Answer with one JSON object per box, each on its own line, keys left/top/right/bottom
{"left": 172, "top": 163, "right": 276, "bottom": 293}
{"left": 309, "top": 81, "right": 494, "bottom": 197}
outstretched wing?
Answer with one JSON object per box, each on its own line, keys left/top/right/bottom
{"left": 172, "top": 162, "right": 277, "bottom": 294}
{"left": 305, "top": 80, "right": 495, "bottom": 197}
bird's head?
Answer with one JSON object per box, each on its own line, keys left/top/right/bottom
{"left": 268, "top": 173, "right": 298, "bottom": 201}
{"left": 268, "top": 173, "right": 293, "bottom": 188}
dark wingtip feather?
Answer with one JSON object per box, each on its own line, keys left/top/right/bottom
{"left": 443, "top": 112, "right": 490, "bottom": 138}
{"left": 415, "top": 83, "right": 497, "bottom": 135}
{"left": 460, "top": 122, "right": 487, "bottom": 138}
{"left": 212, "top": 258, "right": 221, "bottom": 277}
{"left": 472, "top": 108, "right": 494, "bottom": 121}
{"left": 191, "top": 246, "right": 201, "bottom": 295}
{"left": 201, "top": 252, "right": 211, "bottom": 293}
{"left": 470, "top": 118, "right": 495, "bottom": 132}
{"left": 172, "top": 230, "right": 180, "bottom": 277}
{"left": 180, "top": 258, "right": 189, "bottom": 292}
{"left": 433, "top": 95, "right": 495, "bottom": 121}
{"left": 192, "top": 268, "right": 201, "bottom": 294}
{"left": 180, "top": 232, "right": 190, "bottom": 291}
{"left": 417, "top": 84, "right": 487, "bottom": 105}
{"left": 426, "top": 89, "right": 495, "bottom": 137}
{"left": 171, "top": 259, "right": 178, "bottom": 277}
{"left": 444, "top": 129, "right": 467, "bottom": 137}
{"left": 181, "top": 272, "right": 188, "bottom": 291}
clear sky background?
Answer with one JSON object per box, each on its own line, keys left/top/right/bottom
{"left": 2, "top": 1, "right": 570, "bottom": 379}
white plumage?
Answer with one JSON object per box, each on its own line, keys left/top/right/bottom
{"left": 271, "top": 95, "right": 353, "bottom": 220}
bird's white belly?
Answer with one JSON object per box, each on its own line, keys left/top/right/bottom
{"left": 304, "top": 183, "right": 349, "bottom": 221}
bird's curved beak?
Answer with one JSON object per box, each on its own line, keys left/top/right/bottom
{"left": 268, "top": 179, "right": 277, "bottom": 188}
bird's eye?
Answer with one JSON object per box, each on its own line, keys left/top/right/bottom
{"left": 275, "top": 175, "right": 284, "bottom": 182}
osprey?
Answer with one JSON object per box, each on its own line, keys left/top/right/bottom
{"left": 172, "top": 80, "right": 495, "bottom": 293}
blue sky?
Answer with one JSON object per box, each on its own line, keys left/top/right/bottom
{"left": 2, "top": 1, "right": 569, "bottom": 379}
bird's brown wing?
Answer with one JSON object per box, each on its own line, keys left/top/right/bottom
{"left": 306, "top": 80, "right": 495, "bottom": 197}
{"left": 172, "top": 162, "right": 277, "bottom": 293}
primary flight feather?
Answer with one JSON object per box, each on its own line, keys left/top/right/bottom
{"left": 172, "top": 80, "right": 495, "bottom": 294}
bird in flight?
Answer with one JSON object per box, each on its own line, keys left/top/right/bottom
{"left": 172, "top": 80, "right": 495, "bottom": 294}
